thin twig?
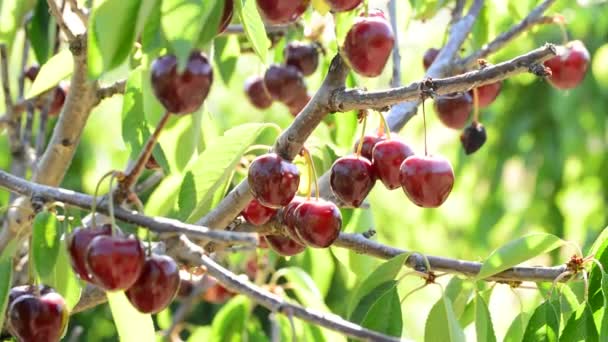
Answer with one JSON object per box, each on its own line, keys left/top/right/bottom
{"left": 47, "top": 0, "right": 76, "bottom": 41}
{"left": 0, "top": 44, "right": 14, "bottom": 111}
{"left": 388, "top": 0, "right": 401, "bottom": 88}
{"left": 66, "top": 0, "right": 88, "bottom": 24}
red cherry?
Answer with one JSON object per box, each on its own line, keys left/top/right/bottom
{"left": 281, "top": 196, "right": 306, "bottom": 243}
{"left": 244, "top": 76, "right": 273, "bottom": 109}
{"left": 241, "top": 198, "right": 278, "bottom": 226}
{"left": 263, "top": 65, "right": 307, "bottom": 104}
{"left": 293, "top": 200, "right": 342, "bottom": 248}
{"left": 248, "top": 153, "right": 300, "bottom": 208}
{"left": 399, "top": 155, "right": 454, "bottom": 208}
{"left": 330, "top": 156, "right": 375, "bottom": 207}
{"left": 151, "top": 51, "right": 213, "bottom": 114}
{"left": 85, "top": 235, "right": 145, "bottom": 291}
{"left": 284, "top": 42, "right": 319, "bottom": 76}
{"left": 342, "top": 11, "right": 395, "bottom": 77}
{"left": 372, "top": 139, "right": 415, "bottom": 190}
{"left": 256, "top": 0, "right": 310, "bottom": 24}
{"left": 460, "top": 122, "right": 487, "bottom": 155}
{"left": 326, "top": 0, "right": 362, "bottom": 12}
{"left": 145, "top": 155, "right": 161, "bottom": 170}
{"left": 24, "top": 65, "right": 40, "bottom": 81}
{"left": 8, "top": 285, "right": 55, "bottom": 308}
{"left": 7, "top": 292, "right": 68, "bottom": 342}
{"left": 67, "top": 224, "right": 112, "bottom": 283}
{"left": 263, "top": 234, "right": 306, "bottom": 256}
{"left": 423, "top": 48, "right": 440, "bottom": 71}
{"left": 177, "top": 279, "right": 194, "bottom": 299}
{"left": 40, "top": 83, "right": 68, "bottom": 117}
{"left": 434, "top": 93, "right": 472, "bottom": 129}
{"left": 201, "top": 277, "right": 235, "bottom": 303}
{"left": 544, "top": 40, "right": 590, "bottom": 90}
{"left": 285, "top": 93, "right": 311, "bottom": 117}
{"left": 470, "top": 82, "right": 502, "bottom": 108}
{"left": 126, "top": 255, "right": 180, "bottom": 314}
{"left": 218, "top": 0, "right": 234, "bottom": 33}
{"left": 353, "top": 135, "right": 386, "bottom": 161}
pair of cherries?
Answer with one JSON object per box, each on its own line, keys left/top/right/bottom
{"left": 255, "top": 0, "right": 363, "bottom": 25}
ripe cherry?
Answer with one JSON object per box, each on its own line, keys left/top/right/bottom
{"left": 330, "top": 156, "right": 375, "bottom": 207}
{"left": 24, "top": 65, "right": 40, "bottom": 81}
{"left": 244, "top": 76, "right": 273, "bottom": 110}
{"left": 151, "top": 51, "right": 213, "bottom": 114}
{"left": 85, "top": 235, "right": 145, "bottom": 291}
{"left": 342, "top": 10, "right": 395, "bottom": 77}
{"left": 543, "top": 40, "right": 590, "bottom": 90}
{"left": 285, "top": 93, "right": 311, "bottom": 117}
{"left": 372, "top": 139, "right": 415, "bottom": 190}
{"left": 263, "top": 65, "right": 307, "bottom": 104}
{"left": 280, "top": 196, "right": 306, "bottom": 243}
{"left": 241, "top": 198, "right": 278, "bottom": 226}
{"left": 218, "top": 0, "right": 234, "bottom": 33}
{"left": 470, "top": 82, "right": 502, "bottom": 108}
{"left": 353, "top": 135, "right": 386, "bottom": 161}
{"left": 399, "top": 155, "right": 455, "bottom": 208}
{"left": 263, "top": 234, "right": 306, "bottom": 256}
{"left": 126, "top": 255, "right": 180, "bottom": 314}
{"left": 145, "top": 155, "right": 161, "bottom": 170}
{"left": 293, "top": 199, "right": 342, "bottom": 248}
{"left": 8, "top": 285, "right": 54, "bottom": 308}
{"left": 256, "top": 0, "right": 310, "bottom": 24}
{"left": 7, "top": 291, "right": 68, "bottom": 342}
{"left": 201, "top": 277, "right": 235, "bottom": 304}
{"left": 177, "top": 279, "right": 194, "bottom": 299}
{"left": 460, "top": 122, "right": 487, "bottom": 155}
{"left": 39, "top": 83, "right": 68, "bottom": 117}
{"left": 434, "top": 93, "right": 472, "bottom": 129}
{"left": 423, "top": 48, "right": 440, "bottom": 71}
{"left": 326, "top": 0, "right": 362, "bottom": 12}
{"left": 67, "top": 224, "right": 112, "bottom": 283}
{"left": 284, "top": 42, "right": 319, "bottom": 76}
{"left": 248, "top": 153, "right": 300, "bottom": 208}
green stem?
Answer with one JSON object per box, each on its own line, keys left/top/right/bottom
{"left": 91, "top": 170, "right": 116, "bottom": 229}
{"left": 472, "top": 88, "right": 480, "bottom": 124}
{"left": 376, "top": 111, "right": 391, "bottom": 140}
{"left": 356, "top": 113, "right": 368, "bottom": 157}
{"left": 422, "top": 100, "right": 428, "bottom": 156}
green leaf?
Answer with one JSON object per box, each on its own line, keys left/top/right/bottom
{"left": 312, "top": 0, "right": 330, "bottom": 14}
{"left": 601, "top": 274, "right": 608, "bottom": 338}
{"left": 179, "top": 123, "right": 273, "bottom": 222}
{"left": 0, "top": 256, "right": 13, "bottom": 331}
{"left": 213, "top": 35, "right": 240, "bottom": 85}
{"left": 424, "top": 296, "right": 465, "bottom": 342}
{"left": 274, "top": 267, "right": 327, "bottom": 310}
{"left": 350, "top": 281, "right": 396, "bottom": 326}
{"left": 107, "top": 291, "right": 156, "bottom": 342}
{"left": 523, "top": 300, "right": 560, "bottom": 342}
{"left": 26, "top": 0, "right": 54, "bottom": 64}
{"left": 559, "top": 304, "right": 598, "bottom": 342}
{"left": 42, "top": 238, "right": 82, "bottom": 310}
{"left": 445, "top": 276, "right": 474, "bottom": 319}
{"left": 588, "top": 226, "right": 608, "bottom": 299}
{"left": 211, "top": 295, "right": 251, "bottom": 341}
{"left": 474, "top": 293, "right": 496, "bottom": 342}
{"left": 197, "top": 0, "right": 224, "bottom": 46}
{"left": 477, "top": 233, "right": 565, "bottom": 280}
{"left": 459, "top": 285, "right": 494, "bottom": 327}
{"left": 31, "top": 212, "right": 62, "bottom": 278}
{"left": 188, "top": 326, "right": 212, "bottom": 341}
{"left": 359, "top": 286, "right": 402, "bottom": 338}
{"left": 141, "top": 0, "right": 164, "bottom": 55}
{"left": 411, "top": 0, "right": 448, "bottom": 20}
{"left": 347, "top": 253, "right": 408, "bottom": 317}
{"left": 234, "top": 0, "right": 269, "bottom": 63}
{"left": 503, "top": 312, "right": 531, "bottom": 342}
{"left": 26, "top": 49, "right": 73, "bottom": 99}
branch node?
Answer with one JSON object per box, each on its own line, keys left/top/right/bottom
{"left": 529, "top": 63, "right": 552, "bottom": 77}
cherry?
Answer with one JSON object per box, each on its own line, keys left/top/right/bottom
{"left": 284, "top": 42, "right": 319, "bottom": 76}
{"left": 177, "top": 279, "right": 194, "bottom": 299}
{"left": 8, "top": 285, "right": 54, "bottom": 307}
{"left": 145, "top": 155, "right": 161, "bottom": 170}
{"left": 330, "top": 156, "right": 375, "bottom": 207}
{"left": 353, "top": 135, "right": 386, "bottom": 161}
{"left": 241, "top": 198, "right": 278, "bottom": 226}
{"left": 38, "top": 83, "right": 68, "bottom": 117}
{"left": 244, "top": 76, "right": 273, "bottom": 109}
{"left": 263, "top": 234, "right": 306, "bottom": 256}
{"left": 285, "top": 93, "right": 311, "bottom": 117}
{"left": 543, "top": 40, "right": 590, "bottom": 90}
{"left": 248, "top": 153, "right": 300, "bottom": 208}
{"left": 218, "top": 0, "right": 234, "bottom": 33}
{"left": 372, "top": 139, "right": 415, "bottom": 190}
{"left": 399, "top": 155, "right": 455, "bottom": 208}
{"left": 470, "top": 82, "right": 502, "bottom": 108}
{"left": 201, "top": 277, "right": 235, "bottom": 304}
{"left": 263, "top": 65, "right": 307, "bottom": 104}
{"left": 342, "top": 10, "right": 395, "bottom": 77}
{"left": 7, "top": 292, "right": 68, "bottom": 342}
{"left": 67, "top": 224, "right": 112, "bottom": 283}
{"left": 151, "top": 51, "right": 213, "bottom": 114}
{"left": 280, "top": 196, "right": 306, "bottom": 243}
{"left": 423, "top": 48, "right": 440, "bottom": 71}
{"left": 326, "top": 0, "right": 362, "bottom": 12}
{"left": 293, "top": 199, "right": 342, "bottom": 248}
{"left": 460, "top": 122, "right": 487, "bottom": 155}
{"left": 126, "top": 255, "right": 180, "bottom": 314}
{"left": 85, "top": 235, "right": 145, "bottom": 291}
{"left": 256, "top": 0, "right": 310, "bottom": 24}
{"left": 434, "top": 93, "right": 472, "bottom": 129}
{"left": 24, "top": 65, "right": 40, "bottom": 81}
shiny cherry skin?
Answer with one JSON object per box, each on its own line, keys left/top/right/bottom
{"left": 8, "top": 285, "right": 54, "bottom": 308}
{"left": 399, "top": 155, "right": 455, "bottom": 208}
{"left": 544, "top": 40, "right": 590, "bottom": 90}
{"left": 263, "top": 234, "right": 306, "bottom": 256}
{"left": 293, "top": 200, "right": 342, "bottom": 248}
{"left": 342, "top": 10, "right": 395, "bottom": 77}
{"left": 126, "top": 255, "right": 181, "bottom": 314}
{"left": 434, "top": 93, "right": 472, "bottom": 129}
{"left": 244, "top": 76, "right": 273, "bottom": 109}
{"left": 24, "top": 65, "right": 40, "bottom": 81}
{"left": 241, "top": 198, "right": 278, "bottom": 226}
{"left": 151, "top": 51, "right": 213, "bottom": 114}
{"left": 423, "top": 48, "right": 440, "bottom": 71}
{"left": 470, "top": 82, "right": 502, "bottom": 108}
{"left": 285, "top": 93, "right": 311, "bottom": 117}
{"left": 85, "top": 235, "right": 145, "bottom": 291}
{"left": 67, "top": 224, "right": 112, "bottom": 283}
{"left": 326, "top": 0, "right": 362, "bottom": 12}
{"left": 7, "top": 292, "right": 68, "bottom": 342}
{"left": 263, "top": 64, "right": 307, "bottom": 104}
{"left": 460, "top": 122, "right": 487, "bottom": 155}
{"left": 330, "top": 156, "right": 375, "bottom": 207}
{"left": 218, "top": 0, "right": 234, "bottom": 33}
{"left": 353, "top": 135, "right": 386, "bottom": 161}
{"left": 248, "top": 153, "right": 300, "bottom": 208}
{"left": 256, "top": 0, "right": 310, "bottom": 24}
{"left": 372, "top": 139, "right": 415, "bottom": 190}
{"left": 201, "top": 277, "right": 235, "bottom": 304}
{"left": 281, "top": 196, "right": 306, "bottom": 243}
{"left": 284, "top": 42, "right": 319, "bottom": 76}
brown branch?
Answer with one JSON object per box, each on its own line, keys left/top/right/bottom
{"left": 222, "top": 24, "right": 290, "bottom": 35}
{"left": 388, "top": 0, "right": 401, "bottom": 88}
{"left": 95, "top": 80, "right": 126, "bottom": 104}
{"left": 47, "top": 0, "right": 76, "bottom": 40}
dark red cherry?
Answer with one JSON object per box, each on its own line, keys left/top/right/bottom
{"left": 281, "top": 196, "right": 306, "bottom": 243}
{"left": 177, "top": 279, "right": 194, "bottom": 299}
{"left": 263, "top": 65, "right": 307, "bottom": 104}
{"left": 218, "top": 0, "right": 234, "bottom": 33}
{"left": 145, "top": 155, "right": 161, "bottom": 170}
{"left": 67, "top": 224, "right": 112, "bottom": 283}
{"left": 330, "top": 156, "right": 375, "bottom": 207}
{"left": 85, "top": 235, "right": 145, "bottom": 291}
{"left": 544, "top": 40, "right": 590, "bottom": 90}
{"left": 434, "top": 93, "right": 472, "bottom": 129}
{"left": 201, "top": 277, "right": 235, "bottom": 303}
{"left": 263, "top": 234, "right": 306, "bottom": 256}
{"left": 8, "top": 285, "right": 54, "bottom": 308}
{"left": 241, "top": 199, "right": 278, "bottom": 226}
{"left": 293, "top": 200, "right": 342, "bottom": 248}
{"left": 284, "top": 42, "right": 319, "bottom": 76}
{"left": 248, "top": 153, "right": 300, "bottom": 208}
{"left": 372, "top": 139, "right": 415, "bottom": 190}
{"left": 244, "top": 76, "right": 273, "bottom": 109}
{"left": 326, "top": 0, "right": 362, "bottom": 12}
{"left": 399, "top": 155, "right": 455, "bottom": 208}
{"left": 470, "top": 82, "right": 502, "bottom": 108}
{"left": 256, "top": 0, "right": 310, "bottom": 24}
{"left": 353, "top": 135, "right": 386, "bottom": 161}
{"left": 285, "top": 93, "right": 311, "bottom": 117}
{"left": 126, "top": 255, "right": 180, "bottom": 314}
{"left": 423, "top": 48, "right": 440, "bottom": 71}
{"left": 7, "top": 292, "right": 68, "bottom": 342}
{"left": 151, "top": 51, "right": 213, "bottom": 114}
{"left": 342, "top": 11, "right": 395, "bottom": 77}
{"left": 460, "top": 122, "right": 487, "bottom": 155}
{"left": 38, "top": 83, "right": 68, "bottom": 117}
{"left": 24, "top": 65, "right": 40, "bottom": 81}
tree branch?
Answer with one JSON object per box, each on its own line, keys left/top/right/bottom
{"left": 388, "top": 0, "right": 401, "bottom": 88}
{"left": 95, "top": 80, "right": 126, "bottom": 104}
{"left": 47, "top": 0, "right": 76, "bottom": 40}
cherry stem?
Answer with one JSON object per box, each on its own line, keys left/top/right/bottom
{"left": 28, "top": 234, "right": 35, "bottom": 286}
{"left": 422, "top": 99, "right": 428, "bottom": 156}
{"left": 91, "top": 170, "right": 117, "bottom": 230}
{"left": 107, "top": 172, "right": 118, "bottom": 235}
{"left": 356, "top": 112, "right": 368, "bottom": 158}
{"left": 472, "top": 88, "right": 480, "bottom": 124}
{"left": 553, "top": 15, "right": 569, "bottom": 45}
{"left": 376, "top": 111, "right": 391, "bottom": 140}
{"left": 301, "top": 147, "right": 319, "bottom": 201}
